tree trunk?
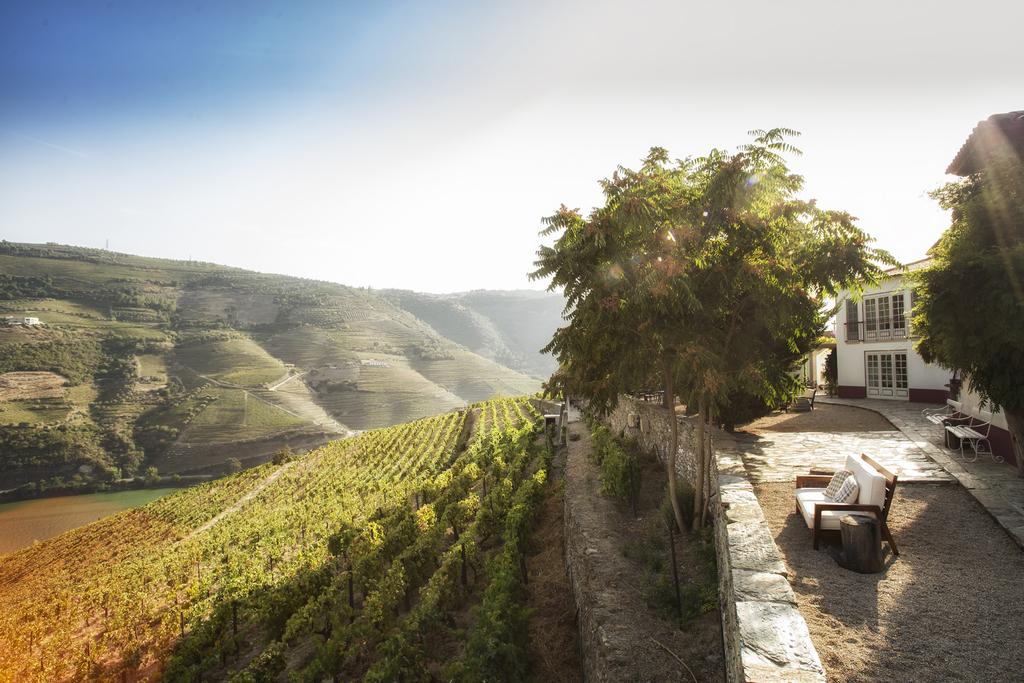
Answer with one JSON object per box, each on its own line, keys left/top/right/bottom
{"left": 1004, "top": 408, "right": 1024, "bottom": 478}
{"left": 663, "top": 360, "right": 686, "bottom": 534}
{"left": 692, "top": 395, "right": 706, "bottom": 531}
{"left": 699, "top": 405, "right": 715, "bottom": 528}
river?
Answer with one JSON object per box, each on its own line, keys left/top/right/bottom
{"left": 0, "top": 488, "right": 178, "bottom": 555}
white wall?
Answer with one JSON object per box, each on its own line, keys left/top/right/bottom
{"left": 957, "top": 381, "right": 1009, "bottom": 430}
{"left": 834, "top": 267, "right": 950, "bottom": 396}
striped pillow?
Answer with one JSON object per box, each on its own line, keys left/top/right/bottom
{"left": 831, "top": 475, "right": 860, "bottom": 504}
{"left": 823, "top": 470, "right": 852, "bottom": 499}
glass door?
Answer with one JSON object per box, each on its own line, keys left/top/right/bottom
{"left": 866, "top": 353, "right": 881, "bottom": 396}
{"left": 865, "top": 351, "right": 909, "bottom": 399}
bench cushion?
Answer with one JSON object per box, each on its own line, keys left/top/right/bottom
{"left": 795, "top": 488, "right": 878, "bottom": 530}
{"left": 845, "top": 454, "right": 886, "bottom": 509}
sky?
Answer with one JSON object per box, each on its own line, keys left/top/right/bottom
{"left": 2, "top": 0, "right": 1022, "bottom": 292}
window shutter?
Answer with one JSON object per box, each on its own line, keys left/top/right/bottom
{"left": 845, "top": 299, "right": 859, "bottom": 341}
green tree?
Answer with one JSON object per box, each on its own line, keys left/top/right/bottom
{"left": 823, "top": 349, "right": 838, "bottom": 397}
{"left": 914, "top": 151, "right": 1024, "bottom": 475}
{"left": 532, "top": 129, "right": 892, "bottom": 531}
{"left": 272, "top": 446, "right": 295, "bottom": 465}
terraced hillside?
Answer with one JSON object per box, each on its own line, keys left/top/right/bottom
{"left": 0, "top": 397, "right": 551, "bottom": 682}
{"left": 384, "top": 289, "right": 564, "bottom": 378}
{"left": 0, "top": 241, "right": 549, "bottom": 491}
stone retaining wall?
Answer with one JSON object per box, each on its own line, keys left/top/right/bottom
{"left": 600, "top": 396, "right": 825, "bottom": 682}
{"left": 604, "top": 398, "right": 700, "bottom": 485}
{"left": 713, "top": 451, "right": 825, "bottom": 682}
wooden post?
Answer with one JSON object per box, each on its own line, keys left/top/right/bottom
{"left": 839, "top": 514, "right": 883, "bottom": 573}
{"left": 667, "top": 519, "right": 683, "bottom": 622}
{"left": 460, "top": 543, "right": 467, "bottom": 586}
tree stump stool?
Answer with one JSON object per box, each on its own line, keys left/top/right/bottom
{"left": 839, "top": 513, "right": 883, "bottom": 574}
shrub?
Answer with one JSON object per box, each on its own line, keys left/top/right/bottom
{"left": 590, "top": 425, "right": 641, "bottom": 509}
{"left": 271, "top": 446, "right": 294, "bottom": 465}
{"left": 823, "top": 349, "right": 838, "bottom": 397}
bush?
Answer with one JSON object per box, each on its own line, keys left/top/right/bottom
{"left": 272, "top": 446, "right": 294, "bottom": 465}
{"left": 823, "top": 349, "right": 838, "bottom": 397}
{"left": 590, "top": 425, "right": 641, "bottom": 510}
{"left": 716, "top": 390, "right": 773, "bottom": 431}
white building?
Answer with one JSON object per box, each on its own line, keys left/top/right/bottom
{"left": 798, "top": 337, "right": 834, "bottom": 389}
{"left": 834, "top": 259, "right": 950, "bottom": 402}
{"left": 23, "top": 317, "right": 41, "bottom": 326}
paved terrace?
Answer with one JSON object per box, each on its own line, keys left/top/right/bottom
{"left": 721, "top": 404, "right": 954, "bottom": 484}
{"left": 820, "top": 397, "right": 1024, "bottom": 550}
{"left": 718, "top": 397, "right": 1024, "bottom": 549}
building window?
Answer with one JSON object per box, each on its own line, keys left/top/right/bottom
{"left": 863, "top": 292, "right": 906, "bottom": 341}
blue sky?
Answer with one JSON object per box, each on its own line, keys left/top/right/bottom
{"left": 2, "top": 0, "right": 1023, "bottom": 291}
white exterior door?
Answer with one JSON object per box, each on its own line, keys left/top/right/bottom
{"left": 865, "top": 351, "right": 909, "bottom": 399}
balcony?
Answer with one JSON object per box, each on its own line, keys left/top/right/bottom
{"left": 844, "top": 320, "right": 909, "bottom": 343}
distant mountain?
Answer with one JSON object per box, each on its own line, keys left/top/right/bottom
{"left": 0, "top": 241, "right": 552, "bottom": 492}
{"left": 383, "top": 289, "right": 563, "bottom": 378}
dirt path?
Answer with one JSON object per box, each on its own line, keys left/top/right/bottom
{"left": 564, "top": 422, "right": 723, "bottom": 682}
{"left": 186, "top": 460, "right": 296, "bottom": 539}
{"left": 267, "top": 370, "right": 306, "bottom": 391}
{"left": 525, "top": 447, "right": 582, "bottom": 682}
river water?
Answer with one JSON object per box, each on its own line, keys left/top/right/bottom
{"left": 0, "top": 488, "right": 178, "bottom": 555}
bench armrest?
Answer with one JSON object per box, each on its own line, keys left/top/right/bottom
{"left": 812, "top": 503, "right": 884, "bottom": 528}
{"left": 796, "top": 475, "right": 832, "bottom": 488}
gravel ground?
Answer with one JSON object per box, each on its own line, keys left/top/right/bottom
{"left": 755, "top": 481, "right": 1024, "bottom": 682}
{"left": 741, "top": 403, "right": 894, "bottom": 434}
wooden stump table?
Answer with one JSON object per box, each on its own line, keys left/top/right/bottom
{"left": 839, "top": 513, "right": 883, "bottom": 573}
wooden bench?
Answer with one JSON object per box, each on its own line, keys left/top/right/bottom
{"left": 795, "top": 453, "right": 899, "bottom": 556}
{"left": 791, "top": 388, "right": 817, "bottom": 412}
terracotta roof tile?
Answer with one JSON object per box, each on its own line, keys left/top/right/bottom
{"left": 947, "top": 110, "right": 1024, "bottom": 176}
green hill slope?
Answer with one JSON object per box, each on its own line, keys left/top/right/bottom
{"left": 0, "top": 398, "right": 551, "bottom": 681}
{"left": 0, "top": 241, "right": 546, "bottom": 491}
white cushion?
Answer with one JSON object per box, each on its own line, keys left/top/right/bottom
{"left": 796, "top": 488, "right": 879, "bottom": 531}
{"left": 796, "top": 489, "right": 845, "bottom": 530}
{"left": 844, "top": 454, "right": 887, "bottom": 510}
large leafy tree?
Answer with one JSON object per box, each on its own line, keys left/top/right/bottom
{"left": 914, "top": 152, "right": 1024, "bottom": 475}
{"left": 532, "top": 130, "right": 892, "bottom": 531}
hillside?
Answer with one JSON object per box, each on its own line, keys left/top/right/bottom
{"left": 0, "top": 397, "right": 552, "bottom": 681}
{"left": 383, "top": 289, "right": 563, "bottom": 378}
{"left": 0, "top": 242, "right": 551, "bottom": 492}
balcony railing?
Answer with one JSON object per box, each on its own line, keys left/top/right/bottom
{"left": 844, "top": 320, "right": 909, "bottom": 343}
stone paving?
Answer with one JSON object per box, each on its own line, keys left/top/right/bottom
{"left": 719, "top": 405, "right": 953, "bottom": 484}
{"left": 819, "top": 397, "right": 1024, "bottom": 550}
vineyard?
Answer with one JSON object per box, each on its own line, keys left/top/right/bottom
{"left": 0, "top": 396, "right": 551, "bottom": 682}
